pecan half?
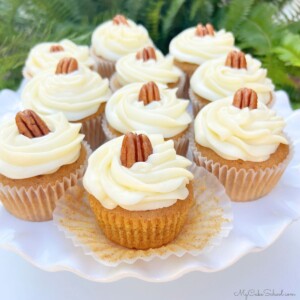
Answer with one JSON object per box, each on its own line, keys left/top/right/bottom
{"left": 138, "top": 82, "right": 160, "bottom": 105}
{"left": 195, "top": 23, "right": 215, "bottom": 36}
{"left": 136, "top": 47, "right": 157, "bottom": 61}
{"left": 16, "top": 110, "right": 50, "bottom": 138}
{"left": 225, "top": 51, "right": 247, "bottom": 69}
{"left": 121, "top": 132, "right": 153, "bottom": 168}
{"left": 50, "top": 45, "right": 64, "bottom": 52}
{"left": 55, "top": 57, "right": 78, "bottom": 74}
{"left": 232, "top": 88, "right": 258, "bottom": 109}
{"left": 113, "top": 14, "right": 129, "bottom": 26}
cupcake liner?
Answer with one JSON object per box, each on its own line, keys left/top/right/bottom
{"left": 190, "top": 135, "right": 293, "bottom": 202}
{"left": 0, "top": 142, "right": 91, "bottom": 222}
{"left": 102, "top": 117, "right": 190, "bottom": 156}
{"left": 110, "top": 72, "right": 186, "bottom": 99}
{"left": 189, "top": 88, "right": 210, "bottom": 117}
{"left": 90, "top": 48, "right": 116, "bottom": 79}
{"left": 53, "top": 164, "right": 233, "bottom": 267}
{"left": 80, "top": 112, "right": 105, "bottom": 151}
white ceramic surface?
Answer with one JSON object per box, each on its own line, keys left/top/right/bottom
{"left": 0, "top": 89, "right": 299, "bottom": 282}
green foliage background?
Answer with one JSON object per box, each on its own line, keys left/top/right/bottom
{"left": 1, "top": 0, "right": 300, "bottom": 108}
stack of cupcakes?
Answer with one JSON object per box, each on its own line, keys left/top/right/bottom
{"left": 0, "top": 15, "right": 293, "bottom": 256}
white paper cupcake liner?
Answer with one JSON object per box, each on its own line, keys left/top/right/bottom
{"left": 190, "top": 135, "right": 293, "bottom": 202}
{"left": 102, "top": 117, "right": 190, "bottom": 156}
{"left": 90, "top": 48, "right": 116, "bottom": 79}
{"left": 80, "top": 112, "right": 105, "bottom": 151}
{"left": 53, "top": 164, "right": 233, "bottom": 267}
{"left": 189, "top": 88, "right": 210, "bottom": 117}
{"left": 0, "top": 142, "right": 91, "bottom": 222}
{"left": 110, "top": 72, "right": 186, "bottom": 99}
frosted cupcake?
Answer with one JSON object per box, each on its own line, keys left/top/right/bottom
{"left": 23, "top": 39, "right": 95, "bottom": 79}
{"left": 169, "top": 23, "right": 235, "bottom": 79}
{"left": 103, "top": 82, "right": 191, "bottom": 156}
{"left": 22, "top": 57, "right": 111, "bottom": 150}
{"left": 0, "top": 110, "right": 88, "bottom": 221}
{"left": 110, "top": 46, "right": 186, "bottom": 98}
{"left": 83, "top": 132, "right": 194, "bottom": 249}
{"left": 191, "top": 88, "right": 291, "bottom": 202}
{"left": 91, "top": 14, "right": 153, "bottom": 78}
{"left": 189, "top": 50, "right": 275, "bottom": 115}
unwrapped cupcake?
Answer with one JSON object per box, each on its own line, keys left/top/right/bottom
{"left": 189, "top": 50, "right": 275, "bottom": 115}
{"left": 110, "top": 46, "right": 186, "bottom": 98}
{"left": 169, "top": 23, "right": 235, "bottom": 80}
{"left": 0, "top": 110, "right": 89, "bottom": 221}
{"left": 23, "top": 39, "right": 95, "bottom": 79}
{"left": 91, "top": 14, "right": 153, "bottom": 78}
{"left": 22, "top": 57, "right": 111, "bottom": 150}
{"left": 83, "top": 132, "right": 194, "bottom": 249}
{"left": 191, "top": 88, "right": 291, "bottom": 202}
{"left": 103, "top": 82, "right": 192, "bottom": 156}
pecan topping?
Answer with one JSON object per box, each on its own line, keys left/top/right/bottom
{"left": 225, "top": 51, "right": 247, "bottom": 69}
{"left": 138, "top": 82, "right": 160, "bottom": 105}
{"left": 112, "top": 14, "right": 129, "bottom": 26}
{"left": 121, "top": 132, "right": 153, "bottom": 168}
{"left": 50, "top": 45, "right": 64, "bottom": 52}
{"left": 195, "top": 23, "right": 215, "bottom": 36}
{"left": 55, "top": 57, "right": 78, "bottom": 74}
{"left": 136, "top": 47, "right": 157, "bottom": 61}
{"left": 232, "top": 88, "right": 258, "bottom": 109}
{"left": 16, "top": 110, "right": 50, "bottom": 138}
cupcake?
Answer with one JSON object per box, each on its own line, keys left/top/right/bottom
{"left": 23, "top": 39, "right": 95, "bottom": 79}
{"left": 0, "top": 110, "right": 88, "bottom": 221}
{"left": 110, "top": 46, "right": 186, "bottom": 98}
{"left": 91, "top": 14, "right": 153, "bottom": 78}
{"left": 103, "top": 82, "right": 192, "bottom": 156}
{"left": 83, "top": 132, "right": 194, "bottom": 249}
{"left": 191, "top": 88, "right": 291, "bottom": 202}
{"left": 22, "top": 57, "right": 111, "bottom": 150}
{"left": 169, "top": 23, "right": 235, "bottom": 95}
{"left": 189, "top": 50, "right": 275, "bottom": 115}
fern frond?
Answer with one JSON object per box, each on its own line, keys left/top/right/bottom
{"left": 219, "top": 0, "right": 255, "bottom": 31}
{"left": 162, "top": 0, "right": 186, "bottom": 37}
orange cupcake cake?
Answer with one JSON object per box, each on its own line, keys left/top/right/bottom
{"left": 83, "top": 132, "right": 194, "bottom": 250}
{"left": 0, "top": 110, "right": 88, "bottom": 221}
{"left": 110, "top": 46, "right": 186, "bottom": 98}
{"left": 22, "top": 57, "right": 111, "bottom": 150}
{"left": 91, "top": 14, "right": 153, "bottom": 78}
{"left": 103, "top": 82, "right": 192, "bottom": 156}
{"left": 192, "top": 88, "right": 291, "bottom": 202}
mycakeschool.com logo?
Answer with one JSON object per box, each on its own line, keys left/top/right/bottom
{"left": 234, "top": 289, "right": 296, "bottom": 300}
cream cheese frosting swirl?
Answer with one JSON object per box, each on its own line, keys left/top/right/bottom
{"left": 190, "top": 54, "right": 275, "bottom": 104}
{"left": 0, "top": 113, "right": 84, "bottom": 179}
{"left": 194, "top": 98, "right": 288, "bottom": 162}
{"left": 24, "top": 39, "right": 95, "bottom": 78}
{"left": 105, "top": 83, "right": 191, "bottom": 138}
{"left": 92, "top": 19, "right": 153, "bottom": 61}
{"left": 22, "top": 65, "right": 111, "bottom": 121}
{"left": 116, "top": 50, "right": 181, "bottom": 86}
{"left": 83, "top": 133, "right": 193, "bottom": 211}
{"left": 169, "top": 28, "right": 235, "bottom": 65}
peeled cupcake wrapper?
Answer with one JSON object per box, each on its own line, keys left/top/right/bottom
{"left": 190, "top": 135, "right": 293, "bottom": 202}
{"left": 109, "top": 72, "right": 187, "bottom": 99}
{"left": 80, "top": 112, "right": 105, "bottom": 151}
{"left": 90, "top": 47, "right": 116, "bottom": 79}
{"left": 102, "top": 117, "right": 190, "bottom": 157}
{"left": 0, "top": 142, "right": 92, "bottom": 222}
{"left": 53, "top": 164, "right": 233, "bottom": 267}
